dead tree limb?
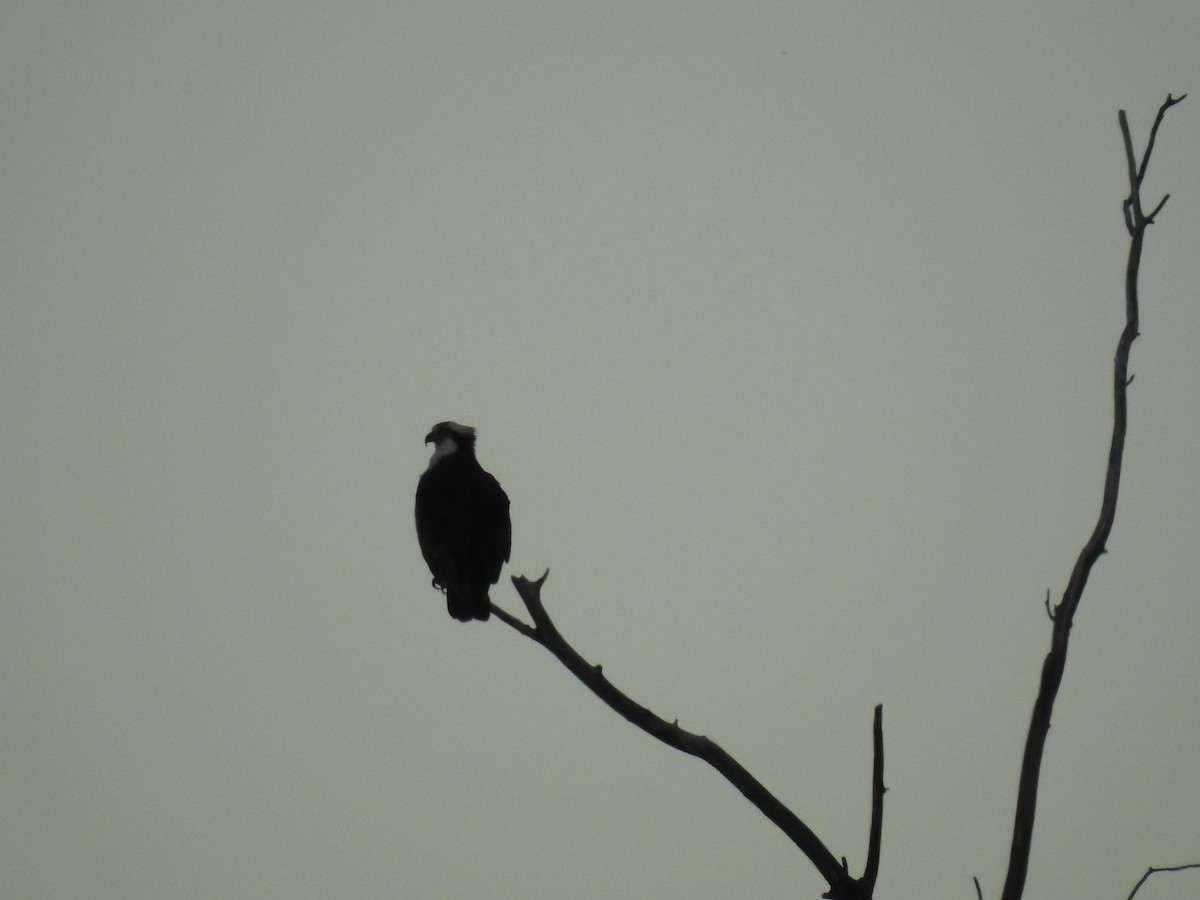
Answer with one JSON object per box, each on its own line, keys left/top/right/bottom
{"left": 998, "top": 93, "right": 1185, "bottom": 900}
{"left": 481, "top": 97, "right": 1184, "bottom": 900}
{"left": 493, "top": 571, "right": 883, "bottom": 900}
{"left": 1125, "top": 863, "right": 1200, "bottom": 900}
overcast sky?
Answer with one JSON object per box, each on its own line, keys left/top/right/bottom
{"left": 4, "top": 3, "right": 1199, "bottom": 899}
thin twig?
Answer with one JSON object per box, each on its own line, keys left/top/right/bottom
{"left": 1136, "top": 94, "right": 1186, "bottom": 183}
{"left": 1144, "top": 193, "right": 1170, "bottom": 223}
{"left": 1125, "top": 862, "right": 1200, "bottom": 900}
{"left": 860, "top": 704, "right": 885, "bottom": 893}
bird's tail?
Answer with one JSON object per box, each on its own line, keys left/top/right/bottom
{"left": 446, "top": 583, "right": 491, "bottom": 622}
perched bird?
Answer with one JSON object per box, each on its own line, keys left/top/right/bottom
{"left": 415, "top": 422, "right": 511, "bottom": 621}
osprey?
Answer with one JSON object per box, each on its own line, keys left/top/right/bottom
{"left": 415, "top": 422, "right": 511, "bottom": 621}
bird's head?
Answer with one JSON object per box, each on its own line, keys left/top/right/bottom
{"left": 424, "top": 421, "right": 477, "bottom": 466}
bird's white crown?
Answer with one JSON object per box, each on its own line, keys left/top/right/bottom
{"left": 426, "top": 421, "right": 476, "bottom": 468}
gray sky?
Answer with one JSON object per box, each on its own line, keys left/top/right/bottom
{"left": 4, "top": 3, "right": 1199, "bottom": 898}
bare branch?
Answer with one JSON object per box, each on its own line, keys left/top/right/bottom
{"left": 479, "top": 98, "right": 1184, "bottom": 900}
{"left": 1119, "top": 110, "right": 1139, "bottom": 193}
{"left": 860, "top": 704, "right": 885, "bottom": 893}
{"left": 1144, "top": 193, "right": 1170, "bottom": 223}
{"left": 1125, "top": 863, "right": 1200, "bottom": 900}
{"left": 498, "top": 571, "right": 876, "bottom": 900}
{"left": 1136, "top": 93, "right": 1186, "bottom": 183}
{"left": 489, "top": 600, "right": 537, "bottom": 640}
{"left": 999, "top": 95, "right": 1184, "bottom": 900}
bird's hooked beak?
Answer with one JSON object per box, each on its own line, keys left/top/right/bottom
{"left": 424, "top": 430, "right": 436, "bottom": 444}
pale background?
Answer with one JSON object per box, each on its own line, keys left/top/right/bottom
{"left": 3, "top": 4, "right": 1199, "bottom": 899}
